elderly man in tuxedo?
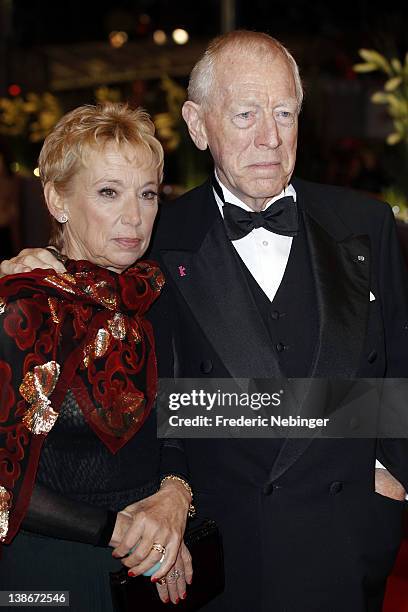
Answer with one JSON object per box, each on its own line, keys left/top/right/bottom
{"left": 2, "top": 30, "right": 408, "bottom": 612}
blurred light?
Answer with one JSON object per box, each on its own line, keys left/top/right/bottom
{"left": 139, "top": 13, "right": 151, "bottom": 25}
{"left": 109, "top": 31, "right": 128, "bottom": 48}
{"left": 8, "top": 84, "right": 21, "bottom": 96}
{"left": 172, "top": 29, "right": 189, "bottom": 45}
{"left": 163, "top": 184, "right": 173, "bottom": 195}
{"left": 33, "top": 167, "right": 40, "bottom": 177}
{"left": 153, "top": 30, "right": 167, "bottom": 45}
{"left": 392, "top": 205, "right": 400, "bottom": 215}
{"left": 11, "top": 162, "right": 20, "bottom": 173}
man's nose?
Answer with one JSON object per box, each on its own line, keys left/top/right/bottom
{"left": 254, "top": 114, "right": 281, "bottom": 149}
{"left": 121, "top": 197, "right": 142, "bottom": 225}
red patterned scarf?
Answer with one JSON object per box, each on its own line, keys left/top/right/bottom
{"left": 0, "top": 259, "right": 164, "bottom": 543}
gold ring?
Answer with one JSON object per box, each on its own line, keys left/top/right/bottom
{"left": 151, "top": 543, "right": 166, "bottom": 563}
{"left": 157, "top": 577, "right": 167, "bottom": 586}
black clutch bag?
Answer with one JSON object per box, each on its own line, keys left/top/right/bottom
{"left": 109, "top": 518, "right": 224, "bottom": 612}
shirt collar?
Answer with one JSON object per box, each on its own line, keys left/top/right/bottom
{"left": 213, "top": 169, "right": 297, "bottom": 218}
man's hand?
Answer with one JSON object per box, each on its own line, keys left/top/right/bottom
{"left": 0, "top": 248, "right": 66, "bottom": 277}
{"left": 375, "top": 467, "right": 406, "bottom": 501}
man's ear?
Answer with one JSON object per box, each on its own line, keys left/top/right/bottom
{"left": 182, "top": 101, "right": 208, "bottom": 151}
{"left": 44, "top": 183, "right": 66, "bottom": 221}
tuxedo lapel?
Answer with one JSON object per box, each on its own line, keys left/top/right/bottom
{"left": 159, "top": 184, "right": 282, "bottom": 379}
{"left": 305, "top": 203, "right": 371, "bottom": 378}
{"left": 268, "top": 181, "right": 372, "bottom": 482}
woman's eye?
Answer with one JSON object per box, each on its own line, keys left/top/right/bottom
{"left": 141, "top": 190, "right": 158, "bottom": 201}
{"left": 237, "top": 112, "right": 252, "bottom": 120}
{"left": 99, "top": 187, "right": 116, "bottom": 198}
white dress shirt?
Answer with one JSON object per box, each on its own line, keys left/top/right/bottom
{"left": 213, "top": 172, "right": 296, "bottom": 303}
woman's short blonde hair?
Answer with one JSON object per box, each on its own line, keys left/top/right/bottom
{"left": 39, "top": 102, "right": 164, "bottom": 248}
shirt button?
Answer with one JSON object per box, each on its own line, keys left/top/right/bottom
{"left": 262, "top": 240, "right": 269, "bottom": 247}
{"left": 276, "top": 342, "right": 285, "bottom": 352}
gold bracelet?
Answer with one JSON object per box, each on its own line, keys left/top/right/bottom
{"left": 160, "top": 475, "right": 196, "bottom": 518}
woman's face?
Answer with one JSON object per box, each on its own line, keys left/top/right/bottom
{"left": 55, "top": 144, "right": 159, "bottom": 273}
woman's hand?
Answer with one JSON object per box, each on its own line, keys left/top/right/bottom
{"left": 109, "top": 511, "right": 133, "bottom": 548}
{"left": 155, "top": 542, "right": 193, "bottom": 604}
{"left": 0, "top": 248, "right": 66, "bottom": 276}
{"left": 112, "top": 480, "right": 190, "bottom": 580}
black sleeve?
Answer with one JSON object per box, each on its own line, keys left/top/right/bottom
{"left": 159, "top": 439, "right": 189, "bottom": 483}
{"left": 148, "top": 283, "right": 190, "bottom": 483}
{"left": 376, "top": 204, "right": 408, "bottom": 490}
{"left": 22, "top": 482, "right": 117, "bottom": 547}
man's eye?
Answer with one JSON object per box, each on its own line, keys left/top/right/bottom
{"left": 275, "top": 110, "right": 296, "bottom": 126}
{"left": 100, "top": 187, "right": 116, "bottom": 198}
{"left": 237, "top": 112, "right": 252, "bottom": 120}
{"left": 141, "top": 190, "right": 158, "bottom": 201}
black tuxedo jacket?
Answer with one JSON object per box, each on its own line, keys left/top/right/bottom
{"left": 149, "top": 178, "right": 408, "bottom": 611}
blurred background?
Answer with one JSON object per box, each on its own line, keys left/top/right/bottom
{"left": 0, "top": 0, "right": 407, "bottom": 261}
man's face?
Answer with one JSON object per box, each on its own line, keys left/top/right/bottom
{"left": 192, "top": 49, "right": 299, "bottom": 211}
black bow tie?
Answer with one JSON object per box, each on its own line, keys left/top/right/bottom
{"left": 212, "top": 176, "right": 298, "bottom": 241}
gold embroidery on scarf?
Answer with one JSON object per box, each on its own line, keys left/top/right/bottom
{"left": 0, "top": 297, "right": 5, "bottom": 315}
{"left": 151, "top": 269, "right": 165, "bottom": 292}
{"left": 19, "top": 361, "right": 60, "bottom": 434}
{"left": 120, "top": 393, "right": 145, "bottom": 422}
{"left": 94, "top": 328, "right": 110, "bottom": 357}
{"left": 130, "top": 321, "right": 141, "bottom": 343}
{"left": 44, "top": 273, "right": 76, "bottom": 294}
{"left": 48, "top": 297, "right": 60, "bottom": 323}
{"left": 83, "top": 328, "right": 110, "bottom": 367}
{"left": 0, "top": 486, "right": 11, "bottom": 542}
{"left": 83, "top": 281, "right": 117, "bottom": 310}
{"left": 107, "top": 313, "right": 126, "bottom": 340}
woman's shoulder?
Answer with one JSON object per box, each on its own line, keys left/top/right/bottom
{"left": 0, "top": 270, "right": 56, "bottom": 308}
{"left": 0, "top": 275, "right": 54, "bottom": 357}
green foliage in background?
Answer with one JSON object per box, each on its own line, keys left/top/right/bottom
{"left": 354, "top": 49, "right": 408, "bottom": 217}
{"left": 354, "top": 48, "right": 408, "bottom": 146}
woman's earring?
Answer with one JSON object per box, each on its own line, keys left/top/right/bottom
{"left": 59, "top": 213, "right": 68, "bottom": 223}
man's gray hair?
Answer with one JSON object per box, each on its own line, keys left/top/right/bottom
{"left": 188, "top": 30, "right": 304, "bottom": 111}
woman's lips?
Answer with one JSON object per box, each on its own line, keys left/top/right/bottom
{"left": 113, "top": 238, "right": 142, "bottom": 248}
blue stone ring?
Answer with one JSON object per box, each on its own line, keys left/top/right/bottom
{"left": 127, "top": 542, "right": 166, "bottom": 577}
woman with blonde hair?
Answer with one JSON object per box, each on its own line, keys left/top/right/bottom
{"left": 0, "top": 102, "right": 192, "bottom": 609}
